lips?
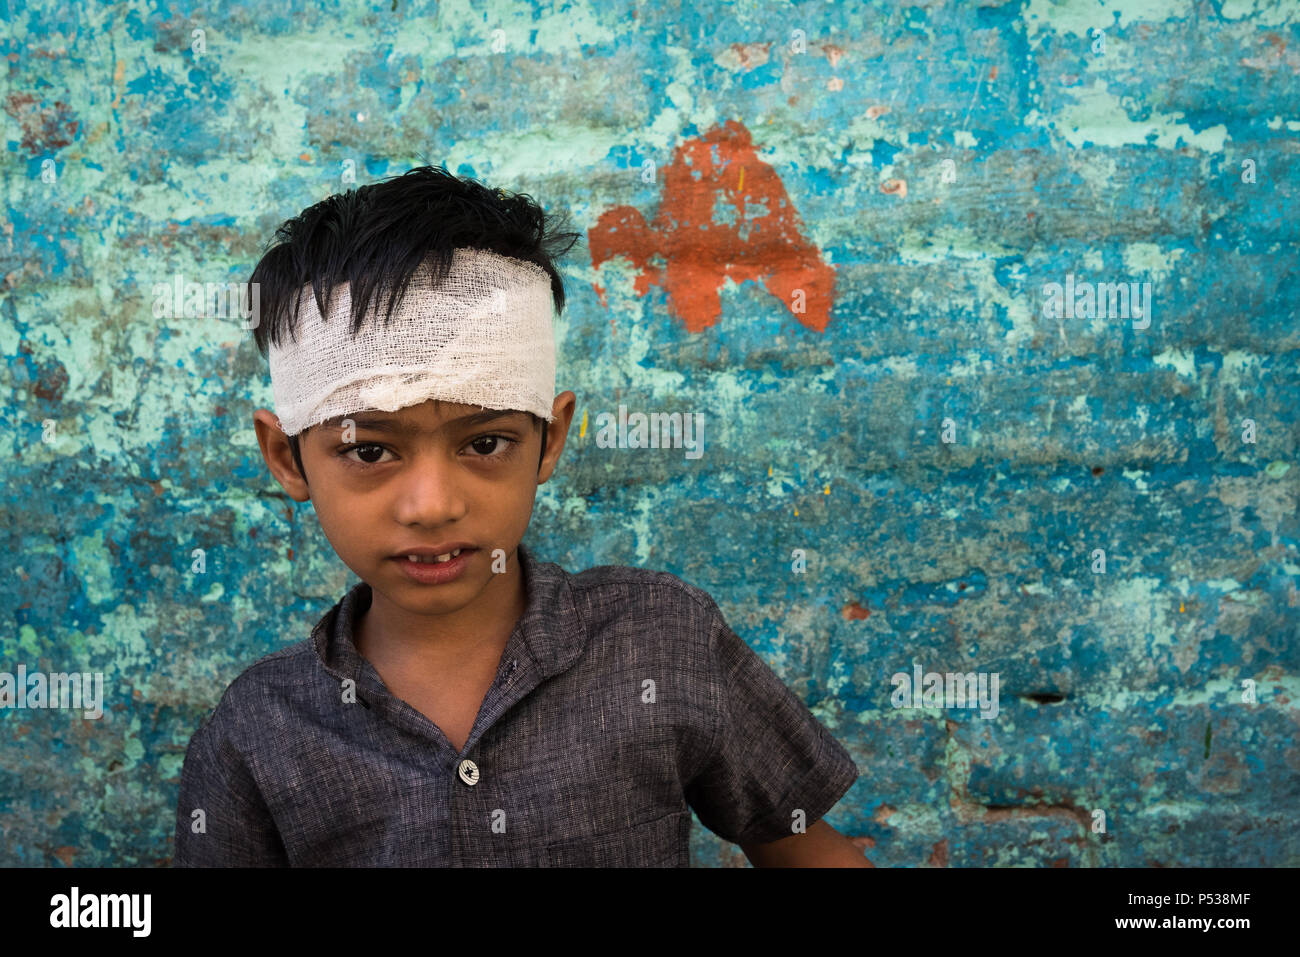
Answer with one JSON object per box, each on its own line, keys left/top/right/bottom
{"left": 391, "top": 545, "right": 477, "bottom": 585}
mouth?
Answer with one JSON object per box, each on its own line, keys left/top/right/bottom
{"left": 393, "top": 545, "right": 477, "bottom": 565}
{"left": 390, "top": 545, "right": 477, "bottom": 584}
{"left": 403, "top": 549, "right": 463, "bottom": 564}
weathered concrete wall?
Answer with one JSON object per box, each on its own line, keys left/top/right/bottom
{"left": 2, "top": 0, "right": 1297, "bottom": 867}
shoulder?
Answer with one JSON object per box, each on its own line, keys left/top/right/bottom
{"left": 185, "top": 639, "right": 320, "bottom": 748}
{"left": 226, "top": 638, "right": 319, "bottom": 692}
{"left": 561, "top": 559, "right": 728, "bottom": 642}
{"left": 551, "top": 561, "right": 733, "bottom": 665}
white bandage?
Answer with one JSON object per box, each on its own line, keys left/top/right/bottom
{"left": 268, "top": 247, "right": 557, "bottom": 436}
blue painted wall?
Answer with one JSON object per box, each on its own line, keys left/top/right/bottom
{"left": 2, "top": 0, "right": 1297, "bottom": 866}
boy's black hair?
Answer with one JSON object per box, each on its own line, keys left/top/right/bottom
{"left": 251, "top": 164, "right": 580, "bottom": 483}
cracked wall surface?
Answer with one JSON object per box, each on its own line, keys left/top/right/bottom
{"left": 2, "top": 0, "right": 1297, "bottom": 867}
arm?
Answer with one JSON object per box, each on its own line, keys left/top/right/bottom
{"left": 684, "top": 598, "right": 863, "bottom": 864}
{"left": 740, "top": 819, "right": 872, "bottom": 868}
{"left": 173, "top": 720, "right": 289, "bottom": 867}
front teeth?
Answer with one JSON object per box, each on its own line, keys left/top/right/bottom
{"left": 407, "top": 548, "right": 463, "bottom": 564}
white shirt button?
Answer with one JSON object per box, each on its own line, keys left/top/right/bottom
{"left": 457, "top": 759, "right": 479, "bottom": 786}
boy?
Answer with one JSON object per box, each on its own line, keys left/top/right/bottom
{"left": 173, "top": 166, "right": 865, "bottom": 867}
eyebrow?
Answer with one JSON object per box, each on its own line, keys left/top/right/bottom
{"left": 321, "top": 409, "right": 528, "bottom": 436}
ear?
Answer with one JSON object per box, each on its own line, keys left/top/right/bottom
{"left": 537, "top": 391, "right": 577, "bottom": 485}
{"left": 253, "top": 409, "right": 310, "bottom": 501}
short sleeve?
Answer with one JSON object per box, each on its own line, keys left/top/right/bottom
{"left": 172, "top": 710, "right": 289, "bottom": 867}
{"left": 683, "top": 603, "right": 859, "bottom": 846}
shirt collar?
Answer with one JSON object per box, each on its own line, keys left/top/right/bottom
{"left": 310, "top": 542, "right": 588, "bottom": 685}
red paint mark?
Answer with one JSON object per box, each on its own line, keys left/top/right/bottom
{"left": 588, "top": 119, "right": 836, "bottom": 333}
{"left": 989, "top": 65, "right": 999, "bottom": 81}
{"left": 928, "top": 839, "right": 949, "bottom": 867}
{"left": 3, "top": 92, "right": 79, "bottom": 153}
{"left": 1051, "top": 857, "right": 1070, "bottom": 867}
{"left": 53, "top": 846, "right": 78, "bottom": 867}
{"left": 727, "top": 41, "right": 772, "bottom": 71}
{"left": 287, "top": 547, "right": 295, "bottom": 561}
{"left": 841, "top": 601, "right": 871, "bottom": 620}
{"left": 881, "top": 178, "right": 907, "bottom": 199}
{"left": 866, "top": 104, "right": 890, "bottom": 119}
{"left": 32, "top": 359, "right": 68, "bottom": 401}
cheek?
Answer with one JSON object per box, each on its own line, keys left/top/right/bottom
{"left": 310, "top": 500, "right": 349, "bottom": 544}
{"left": 308, "top": 483, "right": 376, "bottom": 538}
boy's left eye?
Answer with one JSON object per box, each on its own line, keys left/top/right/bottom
{"left": 342, "top": 443, "right": 393, "bottom": 465}
{"left": 467, "top": 435, "right": 516, "bottom": 457}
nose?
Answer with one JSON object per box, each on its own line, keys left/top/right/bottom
{"left": 391, "top": 452, "right": 469, "bottom": 527}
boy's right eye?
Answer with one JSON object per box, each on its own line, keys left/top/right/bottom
{"left": 339, "top": 443, "right": 394, "bottom": 466}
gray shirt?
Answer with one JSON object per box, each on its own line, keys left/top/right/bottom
{"left": 173, "top": 543, "right": 859, "bottom": 866}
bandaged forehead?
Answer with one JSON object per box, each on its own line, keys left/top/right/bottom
{"left": 268, "top": 247, "right": 556, "bottom": 436}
